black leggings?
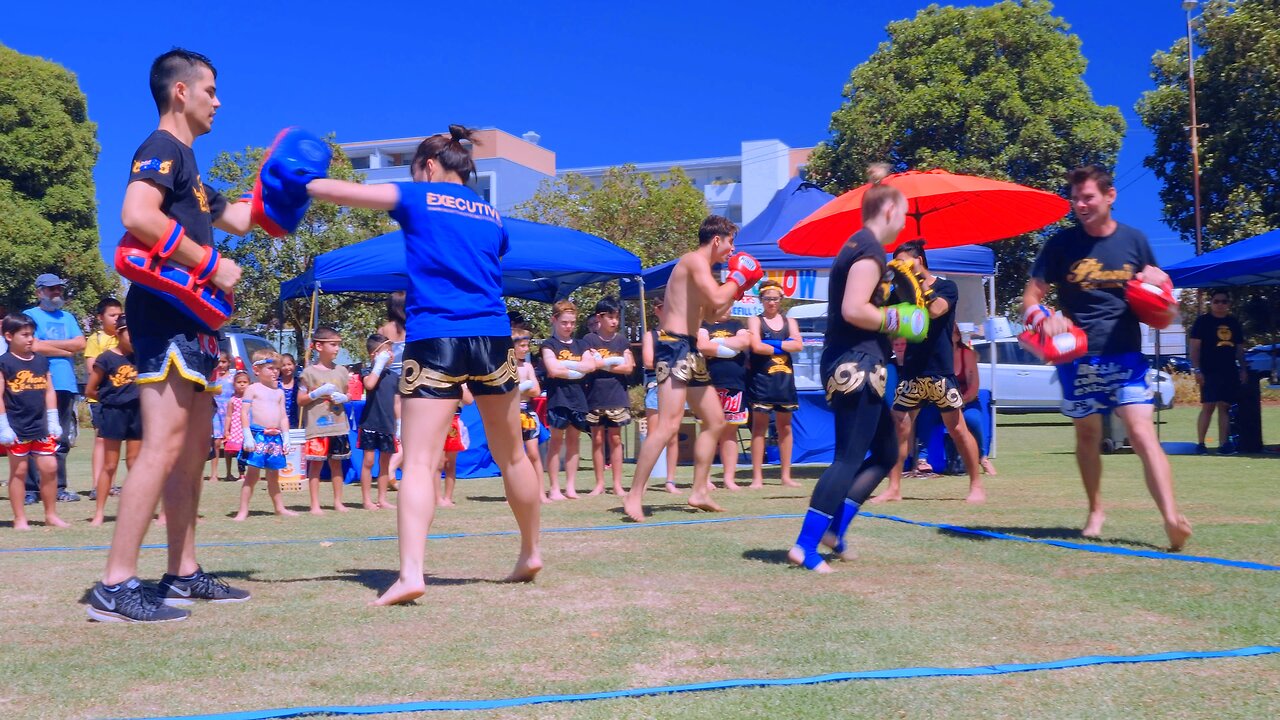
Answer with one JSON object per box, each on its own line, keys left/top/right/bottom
{"left": 808, "top": 388, "right": 896, "bottom": 517}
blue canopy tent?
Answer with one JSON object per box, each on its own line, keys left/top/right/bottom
{"left": 1165, "top": 228, "right": 1280, "bottom": 287}
{"left": 279, "top": 218, "right": 643, "bottom": 479}
{"left": 280, "top": 217, "right": 642, "bottom": 303}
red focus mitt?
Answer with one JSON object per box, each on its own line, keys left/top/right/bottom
{"left": 1019, "top": 325, "right": 1088, "bottom": 365}
{"left": 114, "top": 220, "right": 233, "bottom": 331}
{"left": 1126, "top": 278, "right": 1177, "bottom": 330}
{"left": 725, "top": 252, "right": 764, "bottom": 299}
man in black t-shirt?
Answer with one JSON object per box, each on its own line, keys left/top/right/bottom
{"left": 1023, "top": 165, "right": 1191, "bottom": 551}
{"left": 872, "top": 240, "right": 985, "bottom": 505}
{"left": 1189, "top": 289, "right": 1247, "bottom": 454}
{"left": 88, "top": 49, "right": 262, "bottom": 623}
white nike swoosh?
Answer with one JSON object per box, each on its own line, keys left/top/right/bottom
{"left": 168, "top": 585, "right": 193, "bottom": 597}
{"left": 93, "top": 589, "right": 116, "bottom": 611}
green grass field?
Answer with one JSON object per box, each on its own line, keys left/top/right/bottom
{"left": 2, "top": 407, "right": 1278, "bottom": 719}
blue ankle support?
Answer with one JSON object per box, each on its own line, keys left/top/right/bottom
{"left": 794, "top": 508, "right": 834, "bottom": 569}
{"left": 830, "top": 499, "right": 861, "bottom": 553}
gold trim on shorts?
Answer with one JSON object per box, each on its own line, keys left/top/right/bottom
{"left": 825, "top": 360, "right": 888, "bottom": 403}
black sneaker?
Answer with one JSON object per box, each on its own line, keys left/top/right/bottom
{"left": 57, "top": 490, "right": 81, "bottom": 502}
{"left": 23, "top": 491, "right": 37, "bottom": 506}
{"left": 1195, "top": 443, "right": 1208, "bottom": 455}
{"left": 1219, "top": 441, "right": 1238, "bottom": 455}
{"left": 157, "top": 566, "right": 251, "bottom": 606}
{"left": 86, "top": 578, "right": 190, "bottom": 623}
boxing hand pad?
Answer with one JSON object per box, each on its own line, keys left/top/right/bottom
{"left": 1018, "top": 325, "right": 1088, "bottom": 365}
{"left": 251, "top": 127, "right": 332, "bottom": 237}
{"left": 1126, "top": 278, "right": 1177, "bottom": 330}
{"left": 880, "top": 303, "right": 929, "bottom": 343}
{"left": 726, "top": 252, "right": 764, "bottom": 298}
{"left": 114, "top": 222, "right": 234, "bottom": 331}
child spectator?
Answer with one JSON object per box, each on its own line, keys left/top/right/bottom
{"left": 207, "top": 351, "right": 231, "bottom": 482}
{"left": 84, "top": 297, "right": 123, "bottom": 500}
{"left": 438, "top": 386, "right": 473, "bottom": 507}
{"left": 85, "top": 315, "right": 141, "bottom": 525}
{"left": 222, "top": 371, "right": 250, "bottom": 481}
{"left": 299, "top": 327, "right": 352, "bottom": 514}
{"left": 512, "top": 327, "right": 547, "bottom": 502}
{"left": 1, "top": 312, "right": 69, "bottom": 529}
{"left": 583, "top": 297, "right": 635, "bottom": 497}
{"left": 234, "top": 350, "right": 297, "bottom": 520}
{"left": 279, "top": 353, "right": 300, "bottom": 429}
{"left": 358, "top": 334, "right": 398, "bottom": 510}
{"left": 540, "top": 300, "right": 597, "bottom": 500}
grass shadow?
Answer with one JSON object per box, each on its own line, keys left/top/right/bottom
{"left": 742, "top": 548, "right": 791, "bottom": 566}
{"left": 465, "top": 495, "right": 510, "bottom": 503}
{"left": 255, "top": 568, "right": 495, "bottom": 593}
{"left": 937, "top": 525, "right": 1163, "bottom": 551}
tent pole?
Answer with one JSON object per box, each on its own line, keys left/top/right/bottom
{"left": 304, "top": 287, "right": 319, "bottom": 367}
{"left": 987, "top": 269, "right": 998, "bottom": 459}
{"left": 636, "top": 276, "right": 649, "bottom": 338}
{"left": 1155, "top": 328, "right": 1163, "bottom": 441}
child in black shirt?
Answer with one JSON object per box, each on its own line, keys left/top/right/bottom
{"left": 1, "top": 313, "right": 69, "bottom": 530}
{"left": 85, "top": 316, "right": 142, "bottom": 526}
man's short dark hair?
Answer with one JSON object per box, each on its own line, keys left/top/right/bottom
{"left": 1066, "top": 164, "right": 1114, "bottom": 193}
{"left": 95, "top": 297, "right": 122, "bottom": 315}
{"left": 150, "top": 49, "right": 216, "bottom": 114}
{"left": 1210, "top": 289, "right": 1231, "bottom": 302}
{"left": 894, "top": 239, "right": 929, "bottom": 269}
{"left": 698, "top": 215, "right": 738, "bottom": 245}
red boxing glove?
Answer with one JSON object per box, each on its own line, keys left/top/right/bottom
{"left": 1018, "top": 325, "right": 1088, "bottom": 365}
{"left": 1126, "top": 278, "right": 1177, "bottom": 330}
{"left": 114, "top": 220, "right": 234, "bottom": 331}
{"left": 725, "top": 252, "right": 764, "bottom": 299}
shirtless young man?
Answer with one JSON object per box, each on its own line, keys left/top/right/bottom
{"left": 622, "top": 215, "right": 764, "bottom": 522}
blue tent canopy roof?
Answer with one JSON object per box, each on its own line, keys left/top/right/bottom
{"left": 1165, "top": 229, "right": 1280, "bottom": 288}
{"left": 279, "top": 217, "right": 642, "bottom": 304}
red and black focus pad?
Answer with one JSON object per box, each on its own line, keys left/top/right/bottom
{"left": 886, "top": 257, "right": 927, "bottom": 308}
{"left": 1125, "top": 278, "right": 1177, "bottom": 330}
{"left": 1018, "top": 325, "right": 1088, "bottom": 365}
{"left": 249, "top": 127, "right": 331, "bottom": 238}
{"left": 114, "top": 220, "right": 233, "bottom": 331}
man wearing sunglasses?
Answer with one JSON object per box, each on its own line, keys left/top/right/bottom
{"left": 1189, "top": 290, "right": 1247, "bottom": 455}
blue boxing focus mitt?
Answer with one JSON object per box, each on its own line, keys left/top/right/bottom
{"left": 249, "top": 127, "right": 332, "bottom": 237}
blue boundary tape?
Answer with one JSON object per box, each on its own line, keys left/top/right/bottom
{"left": 3, "top": 511, "right": 1277, "bottom": 572}
{"left": 118, "top": 645, "right": 1280, "bottom": 719}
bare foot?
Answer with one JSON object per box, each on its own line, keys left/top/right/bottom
{"left": 723, "top": 481, "right": 742, "bottom": 491}
{"left": 868, "top": 491, "right": 901, "bottom": 504}
{"left": 334, "top": 503, "right": 350, "bottom": 513}
{"left": 89, "top": 515, "right": 104, "bottom": 527}
{"left": 438, "top": 498, "right": 455, "bottom": 508}
{"left": 687, "top": 494, "right": 724, "bottom": 513}
{"left": 232, "top": 512, "right": 248, "bottom": 522}
{"left": 1165, "top": 514, "right": 1193, "bottom": 552}
{"left": 787, "top": 546, "right": 833, "bottom": 573}
{"left": 781, "top": 479, "right": 802, "bottom": 488}
{"left": 46, "top": 515, "right": 70, "bottom": 528}
{"left": 965, "top": 486, "right": 987, "bottom": 504}
{"left": 310, "top": 507, "right": 325, "bottom": 516}
{"left": 377, "top": 501, "right": 396, "bottom": 510}
{"left": 980, "top": 458, "right": 998, "bottom": 476}
{"left": 1082, "top": 511, "right": 1105, "bottom": 539}
{"left": 612, "top": 485, "right": 627, "bottom": 496}
{"left": 363, "top": 503, "right": 380, "bottom": 511}
{"left": 548, "top": 490, "right": 566, "bottom": 501}
{"left": 664, "top": 483, "right": 683, "bottom": 495}
{"left": 503, "top": 553, "right": 543, "bottom": 583}
{"left": 370, "top": 577, "right": 426, "bottom": 606}
{"left": 277, "top": 507, "right": 299, "bottom": 517}
{"left": 623, "top": 494, "right": 646, "bottom": 523}
{"left": 13, "top": 521, "right": 30, "bottom": 531}
{"left": 821, "top": 534, "right": 858, "bottom": 561}
{"left": 586, "top": 486, "right": 605, "bottom": 497}
{"left": 539, "top": 494, "right": 552, "bottom": 504}
{"left": 564, "top": 489, "right": 578, "bottom": 500}
{"left": 747, "top": 481, "right": 764, "bottom": 489}
{"left": 153, "top": 517, "right": 167, "bottom": 527}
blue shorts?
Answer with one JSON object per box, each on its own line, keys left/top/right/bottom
{"left": 1056, "top": 352, "right": 1152, "bottom": 418}
{"left": 244, "top": 425, "right": 287, "bottom": 470}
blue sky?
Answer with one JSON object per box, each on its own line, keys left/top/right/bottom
{"left": 2, "top": 0, "right": 1197, "bottom": 267}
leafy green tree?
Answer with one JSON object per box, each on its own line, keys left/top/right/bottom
{"left": 805, "top": 0, "right": 1125, "bottom": 308}
{"left": 206, "top": 140, "right": 394, "bottom": 355}
{"left": 0, "top": 43, "right": 112, "bottom": 318}
{"left": 512, "top": 164, "right": 708, "bottom": 337}
{"left": 1137, "top": 0, "right": 1279, "bottom": 342}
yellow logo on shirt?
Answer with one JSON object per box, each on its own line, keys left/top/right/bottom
{"left": 557, "top": 349, "right": 581, "bottom": 362}
{"left": 1066, "top": 258, "right": 1136, "bottom": 291}
{"left": 1216, "top": 325, "right": 1235, "bottom": 348}
{"left": 193, "top": 175, "right": 211, "bottom": 213}
{"left": 767, "top": 356, "right": 792, "bottom": 375}
{"left": 6, "top": 370, "right": 48, "bottom": 394}
{"left": 110, "top": 364, "right": 137, "bottom": 388}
